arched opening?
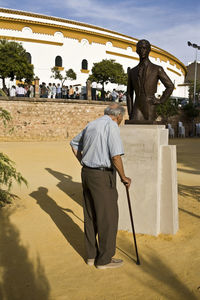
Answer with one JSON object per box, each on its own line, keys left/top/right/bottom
{"left": 25, "top": 52, "right": 32, "bottom": 64}
{"left": 82, "top": 59, "right": 88, "bottom": 70}
{"left": 55, "top": 56, "right": 62, "bottom": 67}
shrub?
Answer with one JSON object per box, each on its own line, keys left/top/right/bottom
{"left": 0, "top": 108, "right": 27, "bottom": 207}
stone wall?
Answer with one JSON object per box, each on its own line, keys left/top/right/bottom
{"left": 0, "top": 97, "right": 199, "bottom": 141}
{"left": 0, "top": 97, "right": 128, "bottom": 141}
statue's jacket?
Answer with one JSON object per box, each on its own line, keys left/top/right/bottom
{"left": 127, "top": 59, "right": 174, "bottom": 114}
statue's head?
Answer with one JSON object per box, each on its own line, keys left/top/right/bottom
{"left": 136, "top": 39, "right": 151, "bottom": 59}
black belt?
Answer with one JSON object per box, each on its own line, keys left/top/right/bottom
{"left": 83, "top": 165, "right": 113, "bottom": 172}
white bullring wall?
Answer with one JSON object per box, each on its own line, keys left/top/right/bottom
{"left": 0, "top": 8, "right": 187, "bottom": 97}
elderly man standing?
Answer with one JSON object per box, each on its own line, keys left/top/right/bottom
{"left": 70, "top": 103, "right": 131, "bottom": 269}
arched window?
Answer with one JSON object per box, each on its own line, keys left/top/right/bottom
{"left": 55, "top": 56, "right": 62, "bottom": 67}
{"left": 82, "top": 59, "right": 88, "bottom": 70}
{"left": 25, "top": 52, "right": 32, "bottom": 64}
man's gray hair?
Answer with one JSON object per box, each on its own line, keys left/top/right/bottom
{"left": 104, "top": 103, "right": 125, "bottom": 117}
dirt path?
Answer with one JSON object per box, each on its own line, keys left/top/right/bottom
{"left": 0, "top": 139, "right": 199, "bottom": 300}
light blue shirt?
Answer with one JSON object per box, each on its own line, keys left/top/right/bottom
{"left": 70, "top": 115, "right": 124, "bottom": 168}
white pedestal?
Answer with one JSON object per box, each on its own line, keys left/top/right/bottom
{"left": 117, "top": 125, "right": 178, "bottom": 236}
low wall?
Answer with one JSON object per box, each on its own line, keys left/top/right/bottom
{"left": 0, "top": 97, "right": 199, "bottom": 141}
{"left": 0, "top": 97, "right": 128, "bottom": 141}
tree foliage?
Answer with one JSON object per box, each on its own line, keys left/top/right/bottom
{"left": 0, "top": 39, "right": 34, "bottom": 89}
{"left": 188, "top": 80, "right": 200, "bottom": 100}
{"left": 51, "top": 67, "right": 76, "bottom": 86}
{"left": 183, "top": 102, "right": 200, "bottom": 121}
{"left": 0, "top": 108, "right": 27, "bottom": 207}
{"left": 88, "top": 59, "right": 127, "bottom": 87}
{"left": 156, "top": 98, "right": 178, "bottom": 123}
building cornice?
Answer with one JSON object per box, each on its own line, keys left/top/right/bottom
{"left": 0, "top": 35, "right": 63, "bottom": 46}
{"left": 0, "top": 8, "right": 187, "bottom": 75}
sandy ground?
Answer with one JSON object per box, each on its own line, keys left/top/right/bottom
{"left": 0, "top": 138, "right": 200, "bottom": 300}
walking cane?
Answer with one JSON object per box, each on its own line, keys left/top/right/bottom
{"left": 125, "top": 186, "right": 141, "bottom": 265}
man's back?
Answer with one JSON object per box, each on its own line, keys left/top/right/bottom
{"left": 81, "top": 115, "right": 123, "bottom": 168}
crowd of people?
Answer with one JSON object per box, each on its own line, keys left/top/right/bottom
{"left": 39, "top": 82, "right": 81, "bottom": 99}
{"left": 6, "top": 84, "right": 34, "bottom": 98}
{"left": 3, "top": 82, "right": 126, "bottom": 102}
{"left": 94, "top": 89, "right": 126, "bottom": 102}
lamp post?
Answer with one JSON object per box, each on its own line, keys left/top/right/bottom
{"left": 187, "top": 41, "right": 200, "bottom": 103}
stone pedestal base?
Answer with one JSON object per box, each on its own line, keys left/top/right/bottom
{"left": 117, "top": 125, "right": 178, "bottom": 236}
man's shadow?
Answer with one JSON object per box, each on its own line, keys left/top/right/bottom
{"left": 30, "top": 187, "right": 85, "bottom": 261}
{"left": 45, "top": 168, "right": 83, "bottom": 207}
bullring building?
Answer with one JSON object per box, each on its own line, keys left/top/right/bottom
{"left": 0, "top": 7, "right": 187, "bottom": 98}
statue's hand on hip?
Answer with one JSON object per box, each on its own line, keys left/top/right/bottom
{"left": 152, "top": 96, "right": 160, "bottom": 105}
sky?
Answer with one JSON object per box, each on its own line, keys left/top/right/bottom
{"left": 1, "top": 0, "right": 200, "bottom": 65}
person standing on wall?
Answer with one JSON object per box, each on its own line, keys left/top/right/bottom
{"left": 70, "top": 103, "right": 131, "bottom": 269}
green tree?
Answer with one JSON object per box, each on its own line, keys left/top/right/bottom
{"left": 156, "top": 98, "right": 178, "bottom": 124}
{"left": 88, "top": 59, "right": 127, "bottom": 99}
{"left": 183, "top": 101, "right": 199, "bottom": 136}
{"left": 187, "top": 80, "right": 200, "bottom": 101}
{"left": 51, "top": 67, "right": 76, "bottom": 86}
{"left": 0, "top": 39, "right": 34, "bottom": 91}
{"left": 183, "top": 102, "right": 199, "bottom": 120}
{"left": 0, "top": 107, "right": 27, "bottom": 207}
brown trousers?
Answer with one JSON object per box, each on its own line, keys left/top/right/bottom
{"left": 81, "top": 167, "right": 118, "bottom": 265}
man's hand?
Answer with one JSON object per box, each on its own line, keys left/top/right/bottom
{"left": 121, "top": 176, "right": 131, "bottom": 189}
{"left": 111, "top": 155, "right": 132, "bottom": 188}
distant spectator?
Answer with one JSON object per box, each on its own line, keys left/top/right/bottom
{"left": 9, "top": 85, "right": 16, "bottom": 97}
{"left": 47, "top": 83, "right": 53, "bottom": 98}
{"left": 16, "top": 84, "right": 26, "bottom": 97}
{"left": 81, "top": 85, "right": 86, "bottom": 100}
{"left": 56, "top": 83, "right": 61, "bottom": 98}
{"left": 111, "top": 89, "right": 118, "bottom": 102}
{"left": 74, "top": 87, "right": 80, "bottom": 99}
{"left": 52, "top": 83, "right": 56, "bottom": 99}
{"left": 69, "top": 85, "right": 74, "bottom": 99}
{"left": 24, "top": 84, "right": 29, "bottom": 97}
{"left": 122, "top": 92, "right": 126, "bottom": 102}
{"left": 66, "top": 86, "right": 69, "bottom": 99}
{"left": 118, "top": 91, "right": 123, "bottom": 103}
{"left": 105, "top": 91, "right": 111, "bottom": 101}
{"left": 41, "top": 82, "right": 48, "bottom": 98}
{"left": 62, "top": 85, "right": 67, "bottom": 99}
{"left": 91, "top": 81, "right": 97, "bottom": 100}
{"left": 97, "top": 90, "right": 101, "bottom": 100}
{"left": 29, "top": 84, "right": 34, "bottom": 98}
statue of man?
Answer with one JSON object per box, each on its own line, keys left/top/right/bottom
{"left": 127, "top": 39, "right": 174, "bottom": 121}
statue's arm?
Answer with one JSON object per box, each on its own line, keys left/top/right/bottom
{"left": 127, "top": 70, "right": 134, "bottom": 118}
{"left": 158, "top": 67, "right": 174, "bottom": 103}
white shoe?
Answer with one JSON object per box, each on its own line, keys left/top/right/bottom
{"left": 96, "top": 258, "right": 123, "bottom": 269}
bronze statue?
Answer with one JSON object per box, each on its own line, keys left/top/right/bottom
{"left": 127, "top": 39, "right": 174, "bottom": 122}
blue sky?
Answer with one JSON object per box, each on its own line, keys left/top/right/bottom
{"left": 1, "top": 0, "right": 200, "bottom": 65}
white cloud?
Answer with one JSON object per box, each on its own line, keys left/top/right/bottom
{"left": 144, "top": 22, "right": 200, "bottom": 65}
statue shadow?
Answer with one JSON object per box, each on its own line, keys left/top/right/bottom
{"left": 0, "top": 208, "right": 50, "bottom": 300}
{"left": 45, "top": 168, "right": 83, "bottom": 207}
{"left": 29, "top": 187, "right": 85, "bottom": 261}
